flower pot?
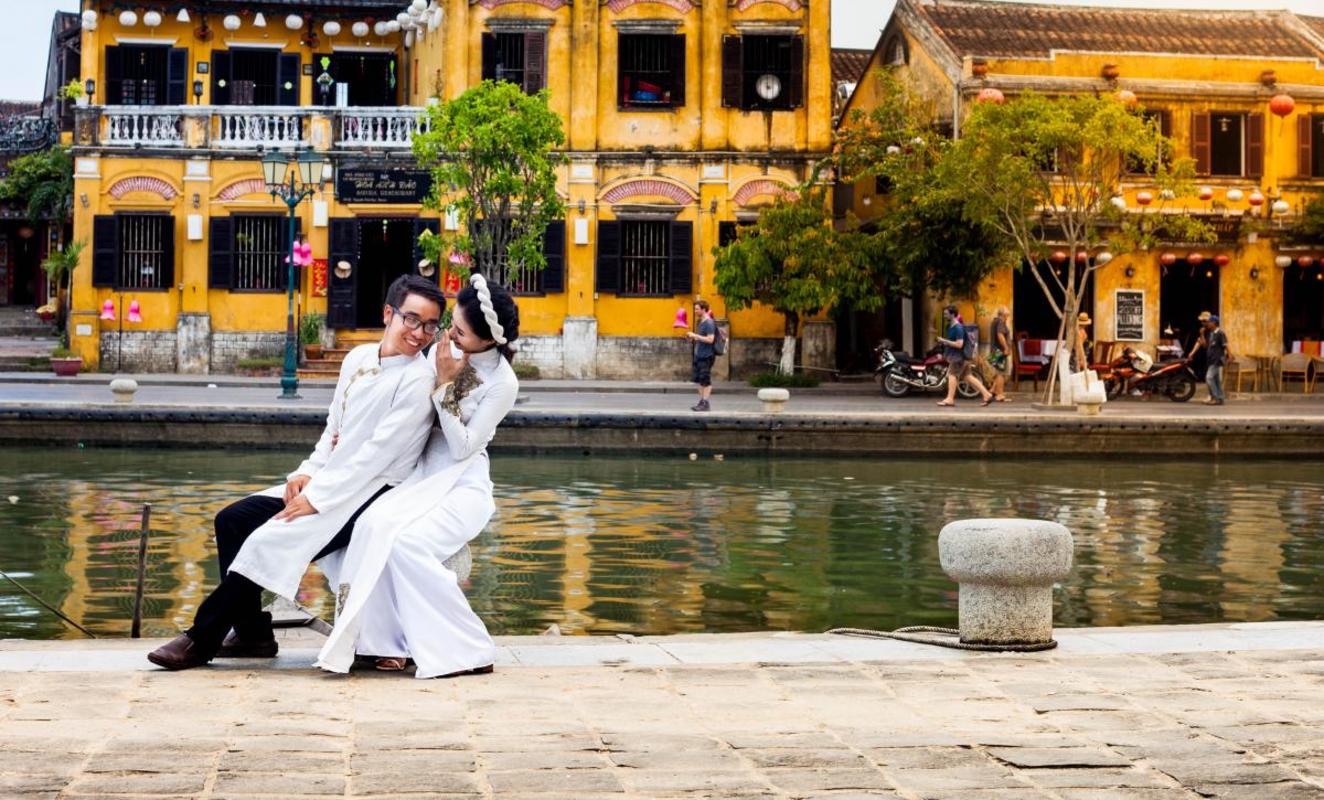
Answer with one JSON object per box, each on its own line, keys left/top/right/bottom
{"left": 304, "top": 344, "right": 323, "bottom": 360}
{"left": 50, "top": 357, "right": 82, "bottom": 377}
{"left": 74, "top": 95, "right": 88, "bottom": 107}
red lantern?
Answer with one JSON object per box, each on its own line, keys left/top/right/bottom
{"left": 1269, "top": 93, "right": 1295, "bottom": 117}
{"left": 1187, "top": 252, "right": 1204, "bottom": 266}
{"left": 976, "top": 87, "right": 1005, "bottom": 105}
{"left": 1248, "top": 191, "right": 1265, "bottom": 207}
{"left": 1160, "top": 252, "right": 1177, "bottom": 266}
{"left": 1050, "top": 250, "right": 1068, "bottom": 264}
{"left": 1198, "top": 187, "right": 1214, "bottom": 201}
{"left": 1213, "top": 254, "right": 1230, "bottom": 267}
{"left": 1298, "top": 255, "right": 1314, "bottom": 268}
{"left": 1135, "top": 190, "right": 1154, "bottom": 206}
{"left": 1072, "top": 251, "right": 1087, "bottom": 263}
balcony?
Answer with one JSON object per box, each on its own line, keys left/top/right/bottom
{"left": 80, "top": 106, "right": 431, "bottom": 152}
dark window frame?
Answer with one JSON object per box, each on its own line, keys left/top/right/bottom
{"left": 114, "top": 213, "right": 173, "bottom": 292}
{"left": 618, "top": 220, "right": 672, "bottom": 297}
{"left": 721, "top": 34, "right": 805, "bottom": 112}
{"left": 230, "top": 214, "right": 291, "bottom": 293}
{"left": 1126, "top": 108, "right": 1173, "bottom": 176}
{"left": 617, "top": 33, "right": 686, "bottom": 111}
{"left": 481, "top": 31, "right": 546, "bottom": 95}
{"left": 1208, "top": 112, "right": 1245, "bottom": 177}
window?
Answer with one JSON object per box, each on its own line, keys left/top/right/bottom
{"left": 469, "top": 219, "right": 565, "bottom": 296}
{"left": 1299, "top": 114, "right": 1324, "bottom": 178}
{"left": 619, "top": 221, "right": 670, "bottom": 295}
{"left": 722, "top": 34, "right": 804, "bottom": 111}
{"left": 211, "top": 49, "right": 301, "bottom": 106}
{"left": 1210, "top": 113, "right": 1243, "bottom": 176}
{"left": 1193, "top": 111, "right": 1262, "bottom": 178}
{"left": 232, "top": 216, "right": 289, "bottom": 291}
{"left": 313, "top": 53, "right": 399, "bottom": 107}
{"left": 1127, "top": 109, "right": 1172, "bottom": 175}
{"left": 91, "top": 214, "right": 174, "bottom": 291}
{"left": 481, "top": 32, "right": 546, "bottom": 95}
{"left": 596, "top": 220, "right": 692, "bottom": 297}
{"left": 618, "top": 34, "right": 685, "bottom": 110}
{"left": 105, "top": 46, "right": 187, "bottom": 105}
{"left": 883, "top": 35, "right": 908, "bottom": 66}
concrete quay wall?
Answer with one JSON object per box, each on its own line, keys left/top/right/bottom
{"left": 3, "top": 404, "right": 1322, "bottom": 457}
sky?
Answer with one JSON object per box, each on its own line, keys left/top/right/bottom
{"left": 1, "top": 0, "right": 1321, "bottom": 101}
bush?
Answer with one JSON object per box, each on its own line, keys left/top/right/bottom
{"left": 50, "top": 347, "right": 78, "bottom": 359}
{"left": 299, "top": 312, "right": 324, "bottom": 345}
{"left": 236, "top": 357, "right": 282, "bottom": 370}
{"left": 748, "top": 371, "right": 820, "bottom": 388}
{"left": 513, "top": 362, "right": 540, "bottom": 379}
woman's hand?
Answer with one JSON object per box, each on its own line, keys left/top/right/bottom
{"left": 434, "top": 328, "right": 470, "bottom": 386}
{"left": 275, "top": 494, "right": 318, "bottom": 522}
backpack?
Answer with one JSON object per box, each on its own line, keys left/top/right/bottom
{"left": 962, "top": 326, "right": 977, "bottom": 360}
{"left": 713, "top": 324, "right": 727, "bottom": 356}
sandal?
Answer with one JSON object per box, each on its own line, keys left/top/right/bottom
{"left": 997, "top": 396, "right": 1012, "bottom": 403}
{"left": 980, "top": 397, "right": 995, "bottom": 407}
{"left": 936, "top": 401, "right": 956, "bottom": 407}
{"left": 374, "top": 657, "right": 408, "bottom": 672}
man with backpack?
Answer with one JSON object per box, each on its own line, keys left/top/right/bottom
{"left": 936, "top": 304, "right": 994, "bottom": 408}
{"left": 686, "top": 299, "right": 720, "bottom": 412}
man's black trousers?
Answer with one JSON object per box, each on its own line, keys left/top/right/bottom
{"left": 186, "top": 485, "right": 391, "bottom": 651}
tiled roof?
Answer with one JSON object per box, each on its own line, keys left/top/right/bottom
{"left": 0, "top": 101, "right": 41, "bottom": 117}
{"left": 204, "top": 0, "right": 404, "bottom": 8}
{"left": 1301, "top": 15, "right": 1324, "bottom": 40}
{"left": 910, "top": 0, "right": 1324, "bottom": 61}
{"left": 831, "top": 49, "right": 873, "bottom": 87}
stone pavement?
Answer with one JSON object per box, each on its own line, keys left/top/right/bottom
{"left": 1, "top": 623, "right": 1322, "bottom": 799}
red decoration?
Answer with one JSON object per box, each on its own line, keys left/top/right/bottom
{"left": 311, "top": 259, "right": 327, "bottom": 298}
{"left": 1050, "top": 250, "right": 1068, "bottom": 264}
{"left": 443, "top": 270, "right": 462, "bottom": 296}
{"left": 1198, "top": 187, "right": 1214, "bottom": 201}
{"left": 1248, "top": 191, "right": 1265, "bottom": 207}
{"left": 1213, "top": 254, "right": 1230, "bottom": 267}
{"left": 1160, "top": 252, "right": 1177, "bottom": 266}
{"left": 1187, "top": 252, "right": 1204, "bottom": 266}
{"left": 976, "top": 87, "right": 1005, "bottom": 105}
{"left": 1298, "top": 255, "right": 1315, "bottom": 268}
{"left": 1075, "top": 251, "right": 1089, "bottom": 263}
{"left": 1135, "top": 190, "right": 1154, "bottom": 206}
{"left": 1269, "top": 93, "right": 1296, "bottom": 117}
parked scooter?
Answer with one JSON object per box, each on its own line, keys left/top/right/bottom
{"left": 1099, "top": 348, "right": 1197, "bottom": 402}
{"left": 875, "top": 340, "right": 981, "bottom": 399}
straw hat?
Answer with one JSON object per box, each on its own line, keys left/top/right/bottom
{"left": 1197, "top": 310, "right": 1212, "bottom": 321}
{"left": 1077, "top": 312, "right": 1092, "bottom": 326}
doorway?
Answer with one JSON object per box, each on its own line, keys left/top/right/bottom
{"left": 1283, "top": 264, "right": 1324, "bottom": 348}
{"left": 354, "top": 218, "right": 415, "bottom": 328}
{"left": 10, "top": 226, "right": 41, "bottom": 307}
{"left": 1012, "top": 261, "right": 1094, "bottom": 340}
{"left": 1160, "top": 258, "right": 1219, "bottom": 374}
{"left": 318, "top": 53, "right": 398, "bottom": 107}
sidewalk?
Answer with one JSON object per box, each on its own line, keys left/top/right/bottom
{"left": 1, "top": 623, "right": 1321, "bottom": 798}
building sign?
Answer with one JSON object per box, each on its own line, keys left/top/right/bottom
{"left": 1115, "top": 289, "right": 1145, "bottom": 341}
{"left": 335, "top": 168, "right": 432, "bottom": 205}
{"left": 311, "top": 258, "right": 328, "bottom": 298}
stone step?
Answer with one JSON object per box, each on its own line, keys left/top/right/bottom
{"left": 302, "top": 358, "right": 344, "bottom": 370}
{"left": 297, "top": 369, "right": 340, "bottom": 379}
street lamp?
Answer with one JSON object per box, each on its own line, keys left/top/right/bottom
{"left": 262, "top": 148, "right": 326, "bottom": 400}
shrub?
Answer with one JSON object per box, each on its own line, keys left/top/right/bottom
{"left": 513, "top": 362, "right": 540, "bottom": 380}
{"left": 749, "top": 371, "right": 819, "bottom": 388}
{"left": 236, "top": 357, "right": 282, "bottom": 370}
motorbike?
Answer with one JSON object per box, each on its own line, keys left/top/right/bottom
{"left": 875, "top": 341, "right": 981, "bottom": 399}
{"left": 1098, "top": 353, "right": 1197, "bottom": 402}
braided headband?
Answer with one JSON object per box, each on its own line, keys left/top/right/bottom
{"left": 469, "top": 273, "right": 507, "bottom": 345}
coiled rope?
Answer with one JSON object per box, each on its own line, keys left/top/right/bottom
{"left": 827, "top": 626, "right": 1057, "bottom": 653}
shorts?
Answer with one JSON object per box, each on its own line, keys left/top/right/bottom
{"left": 691, "top": 355, "right": 715, "bottom": 387}
{"left": 946, "top": 355, "right": 970, "bottom": 378}
{"left": 989, "top": 352, "right": 1012, "bottom": 376}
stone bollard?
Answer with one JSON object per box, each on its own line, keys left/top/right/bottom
{"left": 938, "top": 519, "right": 1073, "bottom": 646}
{"left": 757, "top": 387, "right": 790, "bottom": 413}
{"left": 109, "top": 378, "right": 139, "bottom": 404}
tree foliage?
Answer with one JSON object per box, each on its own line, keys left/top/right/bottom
{"left": 0, "top": 145, "right": 73, "bottom": 223}
{"left": 413, "top": 81, "right": 566, "bottom": 279}
{"left": 40, "top": 239, "right": 83, "bottom": 347}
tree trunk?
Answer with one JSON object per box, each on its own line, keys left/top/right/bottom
{"left": 778, "top": 311, "right": 799, "bottom": 376}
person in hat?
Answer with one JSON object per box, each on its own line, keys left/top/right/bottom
{"left": 1202, "top": 314, "right": 1229, "bottom": 405}
{"left": 1186, "top": 310, "right": 1213, "bottom": 377}
{"left": 1073, "top": 311, "right": 1092, "bottom": 371}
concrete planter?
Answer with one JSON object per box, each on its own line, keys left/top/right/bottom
{"left": 50, "top": 357, "right": 82, "bottom": 377}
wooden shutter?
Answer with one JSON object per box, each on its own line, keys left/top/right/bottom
{"left": 166, "top": 47, "right": 188, "bottom": 105}
{"left": 208, "top": 217, "right": 234, "bottom": 289}
{"left": 158, "top": 215, "right": 176, "bottom": 289}
{"left": 1245, "top": 113, "right": 1264, "bottom": 178}
{"left": 481, "top": 33, "right": 497, "bottom": 81}
{"left": 1192, "top": 112, "right": 1210, "bottom": 175}
{"left": 278, "top": 53, "right": 301, "bottom": 106}
{"left": 1300, "top": 114, "right": 1315, "bottom": 178}
{"left": 211, "top": 50, "right": 231, "bottom": 106}
{"left": 787, "top": 36, "right": 805, "bottom": 109}
{"left": 523, "top": 32, "right": 546, "bottom": 94}
{"left": 670, "top": 35, "right": 686, "bottom": 107}
{"left": 721, "top": 36, "right": 742, "bottom": 109}
{"left": 92, "top": 215, "right": 118, "bottom": 287}
{"left": 595, "top": 220, "right": 621, "bottom": 294}
{"left": 413, "top": 217, "right": 441, "bottom": 284}
{"left": 668, "top": 221, "right": 693, "bottom": 296}
{"left": 327, "top": 218, "right": 359, "bottom": 329}
{"left": 104, "top": 46, "right": 123, "bottom": 105}
{"left": 541, "top": 220, "right": 565, "bottom": 293}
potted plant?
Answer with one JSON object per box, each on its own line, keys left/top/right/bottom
{"left": 61, "top": 79, "right": 86, "bottom": 107}
{"left": 41, "top": 240, "right": 83, "bottom": 345}
{"left": 300, "top": 312, "right": 325, "bottom": 360}
{"left": 50, "top": 346, "right": 82, "bottom": 377}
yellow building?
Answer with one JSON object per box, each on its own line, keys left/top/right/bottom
{"left": 68, "top": 0, "right": 833, "bottom": 377}
{"left": 842, "top": 0, "right": 1324, "bottom": 370}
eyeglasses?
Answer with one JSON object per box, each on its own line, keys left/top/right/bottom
{"left": 389, "top": 305, "right": 442, "bottom": 336}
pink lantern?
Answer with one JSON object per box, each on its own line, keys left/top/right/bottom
{"left": 673, "top": 307, "right": 690, "bottom": 329}
{"left": 285, "top": 239, "right": 314, "bottom": 267}
{"left": 1248, "top": 191, "right": 1265, "bottom": 207}
{"left": 1269, "top": 93, "right": 1295, "bottom": 118}
{"left": 975, "top": 87, "right": 1005, "bottom": 105}
{"left": 1135, "top": 190, "right": 1154, "bottom": 206}
{"left": 1050, "top": 250, "right": 1068, "bottom": 264}
{"left": 1213, "top": 254, "right": 1230, "bottom": 267}
{"left": 1298, "top": 255, "right": 1314, "bottom": 268}
{"left": 1160, "top": 252, "right": 1177, "bottom": 266}
{"left": 448, "top": 250, "right": 470, "bottom": 266}
{"left": 99, "top": 299, "right": 116, "bottom": 321}
{"left": 1187, "top": 252, "right": 1204, "bottom": 266}
{"left": 1075, "top": 251, "right": 1089, "bottom": 264}
{"left": 127, "top": 299, "right": 143, "bottom": 323}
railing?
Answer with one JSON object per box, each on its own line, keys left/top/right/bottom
{"left": 336, "top": 107, "right": 430, "bottom": 148}
{"left": 102, "top": 107, "right": 184, "bottom": 147}
{"left": 213, "top": 106, "right": 309, "bottom": 149}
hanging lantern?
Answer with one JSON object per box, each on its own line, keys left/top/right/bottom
{"left": 1198, "top": 186, "right": 1214, "bottom": 201}
{"left": 1272, "top": 199, "right": 1291, "bottom": 215}
{"left": 1213, "top": 254, "right": 1230, "bottom": 267}
{"left": 119, "top": 10, "right": 138, "bottom": 27}
{"left": 387, "top": 21, "right": 401, "bottom": 33}
{"left": 81, "top": 9, "right": 97, "bottom": 29}
{"left": 373, "top": 20, "right": 389, "bottom": 36}
{"left": 1075, "top": 251, "right": 1089, "bottom": 264}
{"left": 1050, "top": 250, "right": 1068, "bottom": 264}
{"left": 1110, "top": 195, "right": 1126, "bottom": 210}
{"left": 127, "top": 300, "right": 143, "bottom": 324}
{"left": 1160, "top": 252, "right": 1177, "bottom": 266}
{"left": 143, "top": 10, "right": 162, "bottom": 27}
{"left": 1187, "top": 252, "right": 1204, "bottom": 266}
{"left": 352, "top": 21, "right": 370, "bottom": 37}
{"left": 99, "top": 299, "right": 116, "bottom": 321}
{"left": 1226, "top": 188, "right": 1244, "bottom": 203}
{"left": 1248, "top": 190, "right": 1265, "bottom": 207}
{"left": 1159, "top": 188, "right": 1176, "bottom": 201}
{"left": 1298, "top": 255, "right": 1314, "bottom": 268}
{"left": 177, "top": 9, "right": 190, "bottom": 23}
{"left": 223, "top": 14, "right": 241, "bottom": 31}
{"left": 1270, "top": 93, "right": 1295, "bottom": 117}
{"left": 1275, "top": 255, "right": 1293, "bottom": 268}
{"left": 975, "top": 87, "right": 1005, "bottom": 105}
{"left": 1096, "top": 252, "right": 1113, "bottom": 265}
{"left": 412, "top": 0, "right": 428, "bottom": 11}
{"left": 253, "top": 12, "right": 267, "bottom": 28}
{"left": 285, "top": 15, "right": 304, "bottom": 30}
{"left": 1116, "top": 89, "right": 1137, "bottom": 107}
{"left": 1136, "top": 190, "right": 1154, "bottom": 206}
{"left": 396, "top": 11, "right": 411, "bottom": 26}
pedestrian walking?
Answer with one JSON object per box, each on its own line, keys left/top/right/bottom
{"left": 937, "top": 304, "right": 994, "bottom": 407}
{"left": 989, "top": 306, "right": 1013, "bottom": 402}
{"left": 1202, "top": 314, "right": 1230, "bottom": 405}
{"left": 686, "top": 299, "right": 718, "bottom": 412}
{"left": 1187, "top": 310, "right": 1212, "bottom": 378}
{"left": 1073, "top": 312, "right": 1092, "bottom": 370}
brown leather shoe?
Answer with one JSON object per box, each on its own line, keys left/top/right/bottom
{"left": 147, "top": 635, "right": 214, "bottom": 671}
{"left": 438, "top": 664, "right": 494, "bottom": 679}
{"left": 216, "top": 630, "right": 278, "bottom": 658}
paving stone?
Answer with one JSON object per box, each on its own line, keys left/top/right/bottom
{"left": 984, "top": 747, "right": 1132, "bottom": 768}
{"left": 605, "top": 750, "right": 743, "bottom": 770}
{"left": 598, "top": 732, "right": 723, "bottom": 753}
{"left": 227, "top": 735, "right": 348, "bottom": 753}
{"left": 914, "top": 791, "right": 1055, "bottom": 800}
{"left": 349, "top": 770, "right": 483, "bottom": 795}
{"left": 0, "top": 750, "right": 82, "bottom": 775}
{"left": 0, "top": 774, "right": 69, "bottom": 795}
{"left": 1190, "top": 782, "right": 1324, "bottom": 800}
{"left": 723, "top": 732, "right": 844, "bottom": 749}
{"left": 484, "top": 751, "right": 612, "bottom": 771}
{"left": 885, "top": 766, "right": 1027, "bottom": 791}
{"left": 213, "top": 772, "right": 347, "bottom": 795}
{"left": 476, "top": 734, "right": 603, "bottom": 753}
{"left": 1019, "top": 767, "right": 1172, "bottom": 789}
{"left": 740, "top": 748, "right": 873, "bottom": 769}
{"left": 216, "top": 751, "right": 343, "bottom": 772}
{"left": 486, "top": 769, "right": 626, "bottom": 793}
{"left": 621, "top": 770, "right": 771, "bottom": 792}
{"left": 865, "top": 746, "right": 991, "bottom": 770}
{"left": 348, "top": 750, "right": 478, "bottom": 772}
{"left": 1055, "top": 791, "right": 1195, "bottom": 800}
{"left": 1149, "top": 759, "right": 1299, "bottom": 786}
{"left": 762, "top": 768, "right": 895, "bottom": 792}
{"left": 63, "top": 772, "right": 209, "bottom": 795}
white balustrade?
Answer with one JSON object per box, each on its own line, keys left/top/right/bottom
{"left": 213, "top": 107, "right": 309, "bottom": 149}
{"left": 102, "top": 107, "right": 184, "bottom": 147}
{"left": 337, "top": 107, "right": 430, "bottom": 148}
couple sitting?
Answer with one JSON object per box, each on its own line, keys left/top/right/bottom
{"left": 148, "top": 273, "right": 520, "bottom": 678}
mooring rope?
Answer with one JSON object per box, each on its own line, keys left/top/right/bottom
{"left": 827, "top": 626, "right": 1057, "bottom": 653}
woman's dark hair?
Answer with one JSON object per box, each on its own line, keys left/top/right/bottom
{"left": 456, "top": 278, "right": 520, "bottom": 362}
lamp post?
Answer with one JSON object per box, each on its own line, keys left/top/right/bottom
{"left": 262, "top": 148, "right": 326, "bottom": 400}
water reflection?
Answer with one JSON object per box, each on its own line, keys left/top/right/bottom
{"left": 1, "top": 447, "right": 1321, "bottom": 639}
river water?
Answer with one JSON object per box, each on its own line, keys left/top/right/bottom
{"left": 0, "top": 446, "right": 1320, "bottom": 640}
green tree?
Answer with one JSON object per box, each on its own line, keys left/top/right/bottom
{"left": 40, "top": 240, "right": 83, "bottom": 347}
{"left": 0, "top": 145, "right": 73, "bottom": 223}
{"left": 412, "top": 81, "right": 566, "bottom": 282}
{"left": 934, "top": 92, "right": 1213, "bottom": 402}
{"left": 714, "top": 185, "right": 884, "bottom": 375}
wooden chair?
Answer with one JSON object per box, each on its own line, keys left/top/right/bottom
{"left": 1014, "top": 338, "right": 1046, "bottom": 391}
{"left": 1227, "top": 355, "right": 1259, "bottom": 393}
{"left": 1279, "top": 352, "right": 1314, "bottom": 393}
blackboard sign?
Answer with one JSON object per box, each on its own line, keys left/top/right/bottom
{"left": 1115, "top": 289, "right": 1145, "bottom": 341}
{"left": 336, "top": 169, "right": 432, "bottom": 205}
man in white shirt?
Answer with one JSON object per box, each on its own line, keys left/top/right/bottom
{"left": 148, "top": 275, "right": 445, "bottom": 671}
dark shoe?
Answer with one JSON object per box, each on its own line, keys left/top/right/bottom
{"left": 691, "top": 400, "right": 710, "bottom": 412}
{"left": 437, "top": 664, "right": 494, "bottom": 679}
{"left": 147, "top": 635, "right": 215, "bottom": 671}
{"left": 216, "top": 612, "right": 278, "bottom": 658}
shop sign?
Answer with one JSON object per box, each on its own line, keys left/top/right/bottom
{"left": 335, "top": 168, "right": 432, "bottom": 204}
{"left": 1115, "top": 289, "right": 1145, "bottom": 341}
{"left": 311, "top": 258, "right": 328, "bottom": 298}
